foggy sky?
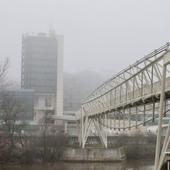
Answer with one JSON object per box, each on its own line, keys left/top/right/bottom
{"left": 0, "top": 0, "right": 170, "bottom": 83}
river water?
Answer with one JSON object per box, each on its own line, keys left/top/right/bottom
{"left": 0, "top": 160, "right": 154, "bottom": 170}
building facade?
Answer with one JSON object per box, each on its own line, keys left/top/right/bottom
{"left": 21, "top": 32, "right": 64, "bottom": 122}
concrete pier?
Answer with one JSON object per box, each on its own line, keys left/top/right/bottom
{"left": 63, "top": 147, "right": 126, "bottom": 162}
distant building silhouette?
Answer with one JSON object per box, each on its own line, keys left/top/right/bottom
{"left": 64, "top": 71, "right": 104, "bottom": 112}
{"left": 21, "top": 32, "right": 64, "bottom": 123}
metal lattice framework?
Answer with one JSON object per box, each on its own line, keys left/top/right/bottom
{"left": 78, "top": 43, "right": 170, "bottom": 169}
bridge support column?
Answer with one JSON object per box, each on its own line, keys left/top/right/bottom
{"left": 155, "top": 50, "right": 170, "bottom": 170}
{"left": 155, "top": 64, "right": 166, "bottom": 170}
{"left": 158, "top": 122, "right": 170, "bottom": 169}
{"left": 80, "top": 106, "right": 84, "bottom": 147}
{"left": 80, "top": 106, "right": 91, "bottom": 148}
{"left": 93, "top": 118, "right": 107, "bottom": 148}
{"left": 82, "top": 116, "right": 92, "bottom": 148}
{"left": 80, "top": 113, "right": 108, "bottom": 148}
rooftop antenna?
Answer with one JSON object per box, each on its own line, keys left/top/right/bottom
{"left": 49, "top": 24, "right": 56, "bottom": 37}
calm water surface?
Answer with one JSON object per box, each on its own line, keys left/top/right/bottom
{"left": 0, "top": 160, "right": 154, "bottom": 170}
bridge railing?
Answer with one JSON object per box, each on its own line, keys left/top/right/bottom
{"left": 79, "top": 44, "right": 170, "bottom": 150}
{"left": 82, "top": 43, "right": 170, "bottom": 118}
{"left": 84, "top": 43, "right": 170, "bottom": 103}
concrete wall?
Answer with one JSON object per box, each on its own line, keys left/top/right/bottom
{"left": 63, "top": 147, "right": 126, "bottom": 161}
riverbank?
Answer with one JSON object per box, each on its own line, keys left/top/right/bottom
{"left": 0, "top": 132, "right": 156, "bottom": 164}
{"left": 0, "top": 159, "right": 154, "bottom": 170}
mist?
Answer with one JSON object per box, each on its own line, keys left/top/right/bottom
{"left": 0, "top": 0, "right": 170, "bottom": 82}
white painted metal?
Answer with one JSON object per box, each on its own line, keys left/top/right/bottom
{"left": 77, "top": 43, "right": 170, "bottom": 159}
{"left": 156, "top": 51, "right": 170, "bottom": 170}
{"left": 155, "top": 64, "right": 167, "bottom": 170}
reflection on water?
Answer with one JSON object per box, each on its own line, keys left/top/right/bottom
{"left": 0, "top": 160, "right": 154, "bottom": 170}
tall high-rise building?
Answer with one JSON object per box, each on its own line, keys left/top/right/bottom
{"left": 21, "top": 32, "right": 63, "bottom": 122}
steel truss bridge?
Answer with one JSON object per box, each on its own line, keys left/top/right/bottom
{"left": 78, "top": 43, "right": 170, "bottom": 169}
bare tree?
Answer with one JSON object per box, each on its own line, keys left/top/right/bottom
{"left": 0, "top": 90, "right": 27, "bottom": 164}
{"left": 0, "top": 58, "right": 9, "bottom": 88}
{"left": 38, "top": 114, "right": 68, "bottom": 162}
{"left": 0, "top": 92, "right": 23, "bottom": 148}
